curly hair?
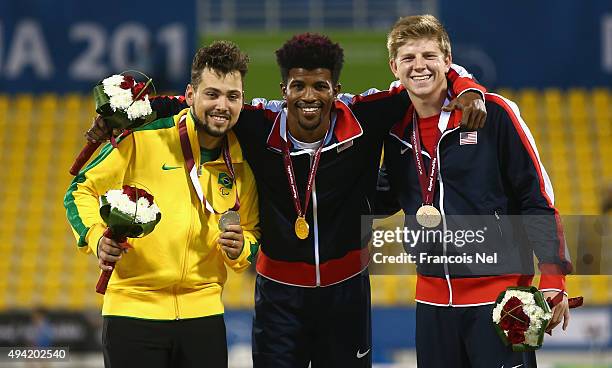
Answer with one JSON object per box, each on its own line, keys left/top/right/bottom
{"left": 275, "top": 33, "right": 344, "bottom": 84}
{"left": 191, "top": 40, "right": 250, "bottom": 88}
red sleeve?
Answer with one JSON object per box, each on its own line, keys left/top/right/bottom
{"left": 447, "top": 68, "right": 487, "bottom": 97}
{"left": 539, "top": 264, "right": 567, "bottom": 292}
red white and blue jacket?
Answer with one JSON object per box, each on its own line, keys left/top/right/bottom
{"left": 150, "top": 66, "right": 485, "bottom": 287}
{"left": 376, "top": 93, "right": 573, "bottom": 305}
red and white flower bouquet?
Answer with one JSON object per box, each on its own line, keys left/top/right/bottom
{"left": 493, "top": 286, "right": 583, "bottom": 351}
{"left": 492, "top": 286, "right": 552, "bottom": 351}
{"left": 69, "top": 72, "right": 157, "bottom": 175}
{"left": 96, "top": 185, "right": 162, "bottom": 295}
{"left": 96, "top": 73, "right": 155, "bottom": 125}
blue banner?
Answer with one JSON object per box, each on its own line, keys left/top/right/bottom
{"left": 0, "top": 0, "right": 195, "bottom": 93}
{"left": 440, "top": 0, "right": 612, "bottom": 89}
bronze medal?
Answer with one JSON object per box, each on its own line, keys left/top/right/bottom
{"left": 409, "top": 106, "right": 451, "bottom": 229}
{"left": 416, "top": 205, "right": 442, "bottom": 228}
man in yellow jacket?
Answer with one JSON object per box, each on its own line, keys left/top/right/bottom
{"left": 64, "top": 41, "right": 260, "bottom": 368}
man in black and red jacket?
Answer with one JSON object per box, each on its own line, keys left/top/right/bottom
{"left": 375, "top": 15, "right": 572, "bottom": 368}
{"left": 87, "top": 33, "right": 486, "bottom": 367}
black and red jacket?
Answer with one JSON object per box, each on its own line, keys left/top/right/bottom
{"left": 151, "top": 67, "right": 484, "bottom": 287}
{"left": 376, "top": 93, "right": 573, "bottom": 305}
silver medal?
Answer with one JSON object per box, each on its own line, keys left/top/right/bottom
{"left": 219, "top": 210, "right": 241, "bottom": 231}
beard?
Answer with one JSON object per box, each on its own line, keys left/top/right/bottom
{"left": 293, "top": 102, "right": 326, "bottom": 132}
{"left": 191, "top": 108, "right": 230, "bottom": 137}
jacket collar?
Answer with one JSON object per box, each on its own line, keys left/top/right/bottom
{"left": 176, "top": 108, "right": 245, "bottom": 165}
{"left": 266, "top": 99, "right": 363, "bottom": 154}
{"left": 389, "top": 100, "right": 463, "bottom": 144}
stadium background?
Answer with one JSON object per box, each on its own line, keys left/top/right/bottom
{"left": 0, "top": 0, "right": 610, "bottom": 366}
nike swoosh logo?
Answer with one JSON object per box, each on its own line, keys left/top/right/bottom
{"left": 356, "top": 349, "right": 370, "bottom": 359}
{"left": 162, "top": 164, "right": 181, "bottom": 170}
{"left": 400, "top": 146, "right": 410, "bottom": 154}
{"left": 500, "top": 365, "right": 523, "bottom": 368}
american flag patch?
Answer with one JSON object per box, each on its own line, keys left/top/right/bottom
{"left": 459, "top": 131, "right": 478, "bottom": 145}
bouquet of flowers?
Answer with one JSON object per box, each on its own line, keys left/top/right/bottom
{"left": 69, "top": 72, "right": 157, "bottom": 175}
{"left": 492, "top": 286, "right": 583, "bottom": 351}
{"left": 492, "top": 287, "right": 551, "bottom": 351}
{"left": 96, "top": 185, "right": 162, "bottom": 295}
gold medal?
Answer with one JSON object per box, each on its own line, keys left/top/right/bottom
{"left": 416, "top": 205, "right": 442, "bottom": 228}
{"left": 295, "top": 216, "right": 310, "bottom": 239}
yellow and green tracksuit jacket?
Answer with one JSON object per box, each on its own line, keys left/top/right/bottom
{"left": 64, "top": 108, "right": 260, "bottom": 320}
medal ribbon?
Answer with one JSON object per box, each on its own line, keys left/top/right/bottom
{"left": 409, "top": 103, "right": 451, "bottom": 206}
{"left": 281, "top": 126, "right": 331, "bottom": 220}
{"left": 178, "top": 114, "right": 240, "bottom": 214}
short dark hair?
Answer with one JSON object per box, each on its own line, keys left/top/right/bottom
{"left": 191, "top": 41, "right": 250, "bottom": 88}
{"left": 275, "top": 33, "right": 344, "bottom": 84}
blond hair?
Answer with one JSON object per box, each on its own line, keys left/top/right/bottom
{"left": 386, "top": 14, "right": 451, "bottom": 60}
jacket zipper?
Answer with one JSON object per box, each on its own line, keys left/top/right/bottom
{"left": 310, "top": 153, "right": 321, "bottom": 286}
{"left": 494, "top": 210, "right": 503, "bottom": 238}
{"left": 175, "top": 170, "right": 197, "bottom": 319}
{"left": 436, "top": 126, "right": 460, "bottom": 306}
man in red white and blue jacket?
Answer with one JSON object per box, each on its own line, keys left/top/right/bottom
{"left": 375, "top": 15, "right": 572, "bottom": 368}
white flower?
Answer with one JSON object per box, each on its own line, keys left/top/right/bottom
{"left": 102, "top": 75, "right": 125, "bottom": 87}
{"left": 492, "top": 304, "right": 503, "bottom": 323}
{"left": 104, "top": 189, "right": 136, "bottom": 216}
{"left": 109, "top": 91, "right": 133, "bottom": 111}
{"left": 103, "top": 84, "right": 125, "bottom": 99}
{"left": 104, "top": 189, "right": 160, "bottom": 224}
{"left": 135, "top": 197, "right": 160, "bottom": 223}
{"left": 101, "top": 74, "right": 152, "bottom": 121}
{"left": 127, "top": 97, "right": 153, "bottom": 120}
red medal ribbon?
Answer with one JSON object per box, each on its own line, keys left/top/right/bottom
{"left": 281, "top": 126, "right": 330, "bottom": 219}
{"left": 178, "top": 114, "right": 240, "bottom": 213}
{"left": 220, "top": 137, "right": 240, "bottom": 211}
{"left": 409, "top": 105, "right": 451, "bottom": 206}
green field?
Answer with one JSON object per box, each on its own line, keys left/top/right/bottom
{"left": 202, "top": 31, "right": 395, "bottom": 100}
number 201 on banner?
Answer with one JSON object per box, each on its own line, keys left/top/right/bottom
{"left": 0, "top": 20, "right": 187, "bottom": 82}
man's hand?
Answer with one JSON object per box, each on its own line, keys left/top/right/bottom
{"left": 218, "top": 224, "right": 244, "bottom": 260}
{"left": 543, "top": 291, "right": 570, "bottom": 332}
{"left": 442, "top": 91, "right": 487, "bottom": 130}
{"left": 97, "top": 236, "right": 126, "bottom": 271}
{"left": 85, "top": 115, "right": 113, "bottom": 144}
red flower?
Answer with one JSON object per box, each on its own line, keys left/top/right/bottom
{"left": 499, "top": 296, "right": 530, "bottom": 333}
{"left": 122, "top": 185, "right": 154, "bottom": 204}
{"left": 136, "top": 188, "right": 154, "bottom": 204}
{"left": 499, "top": 317, "right": 512, "bottom": 330}
{"left": 503, "top": 297, "right": 523, "bottom": 313}
{"left": 131, "top": 82, "right": 150, "bottom": 101}
{"left": 120, "top": 75, "right": 135, "bottom": 89}
{"left": 122, "top": 185, "right": 137, "bottom": 201}
{"left": 508, "top": 329, "right": 526, "bottom": 344}
{"left": 512, "top": 311, "right": 530, "bottom": 331}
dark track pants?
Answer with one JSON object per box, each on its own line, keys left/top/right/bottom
{"left": 416, "top": 303, "right": 537, "bottom": 368}
{"left": 252, "top": 271, "right": 372, "bottom": 368}
{"left": 102, "top": 314, "right": 228, "bottom": 368}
